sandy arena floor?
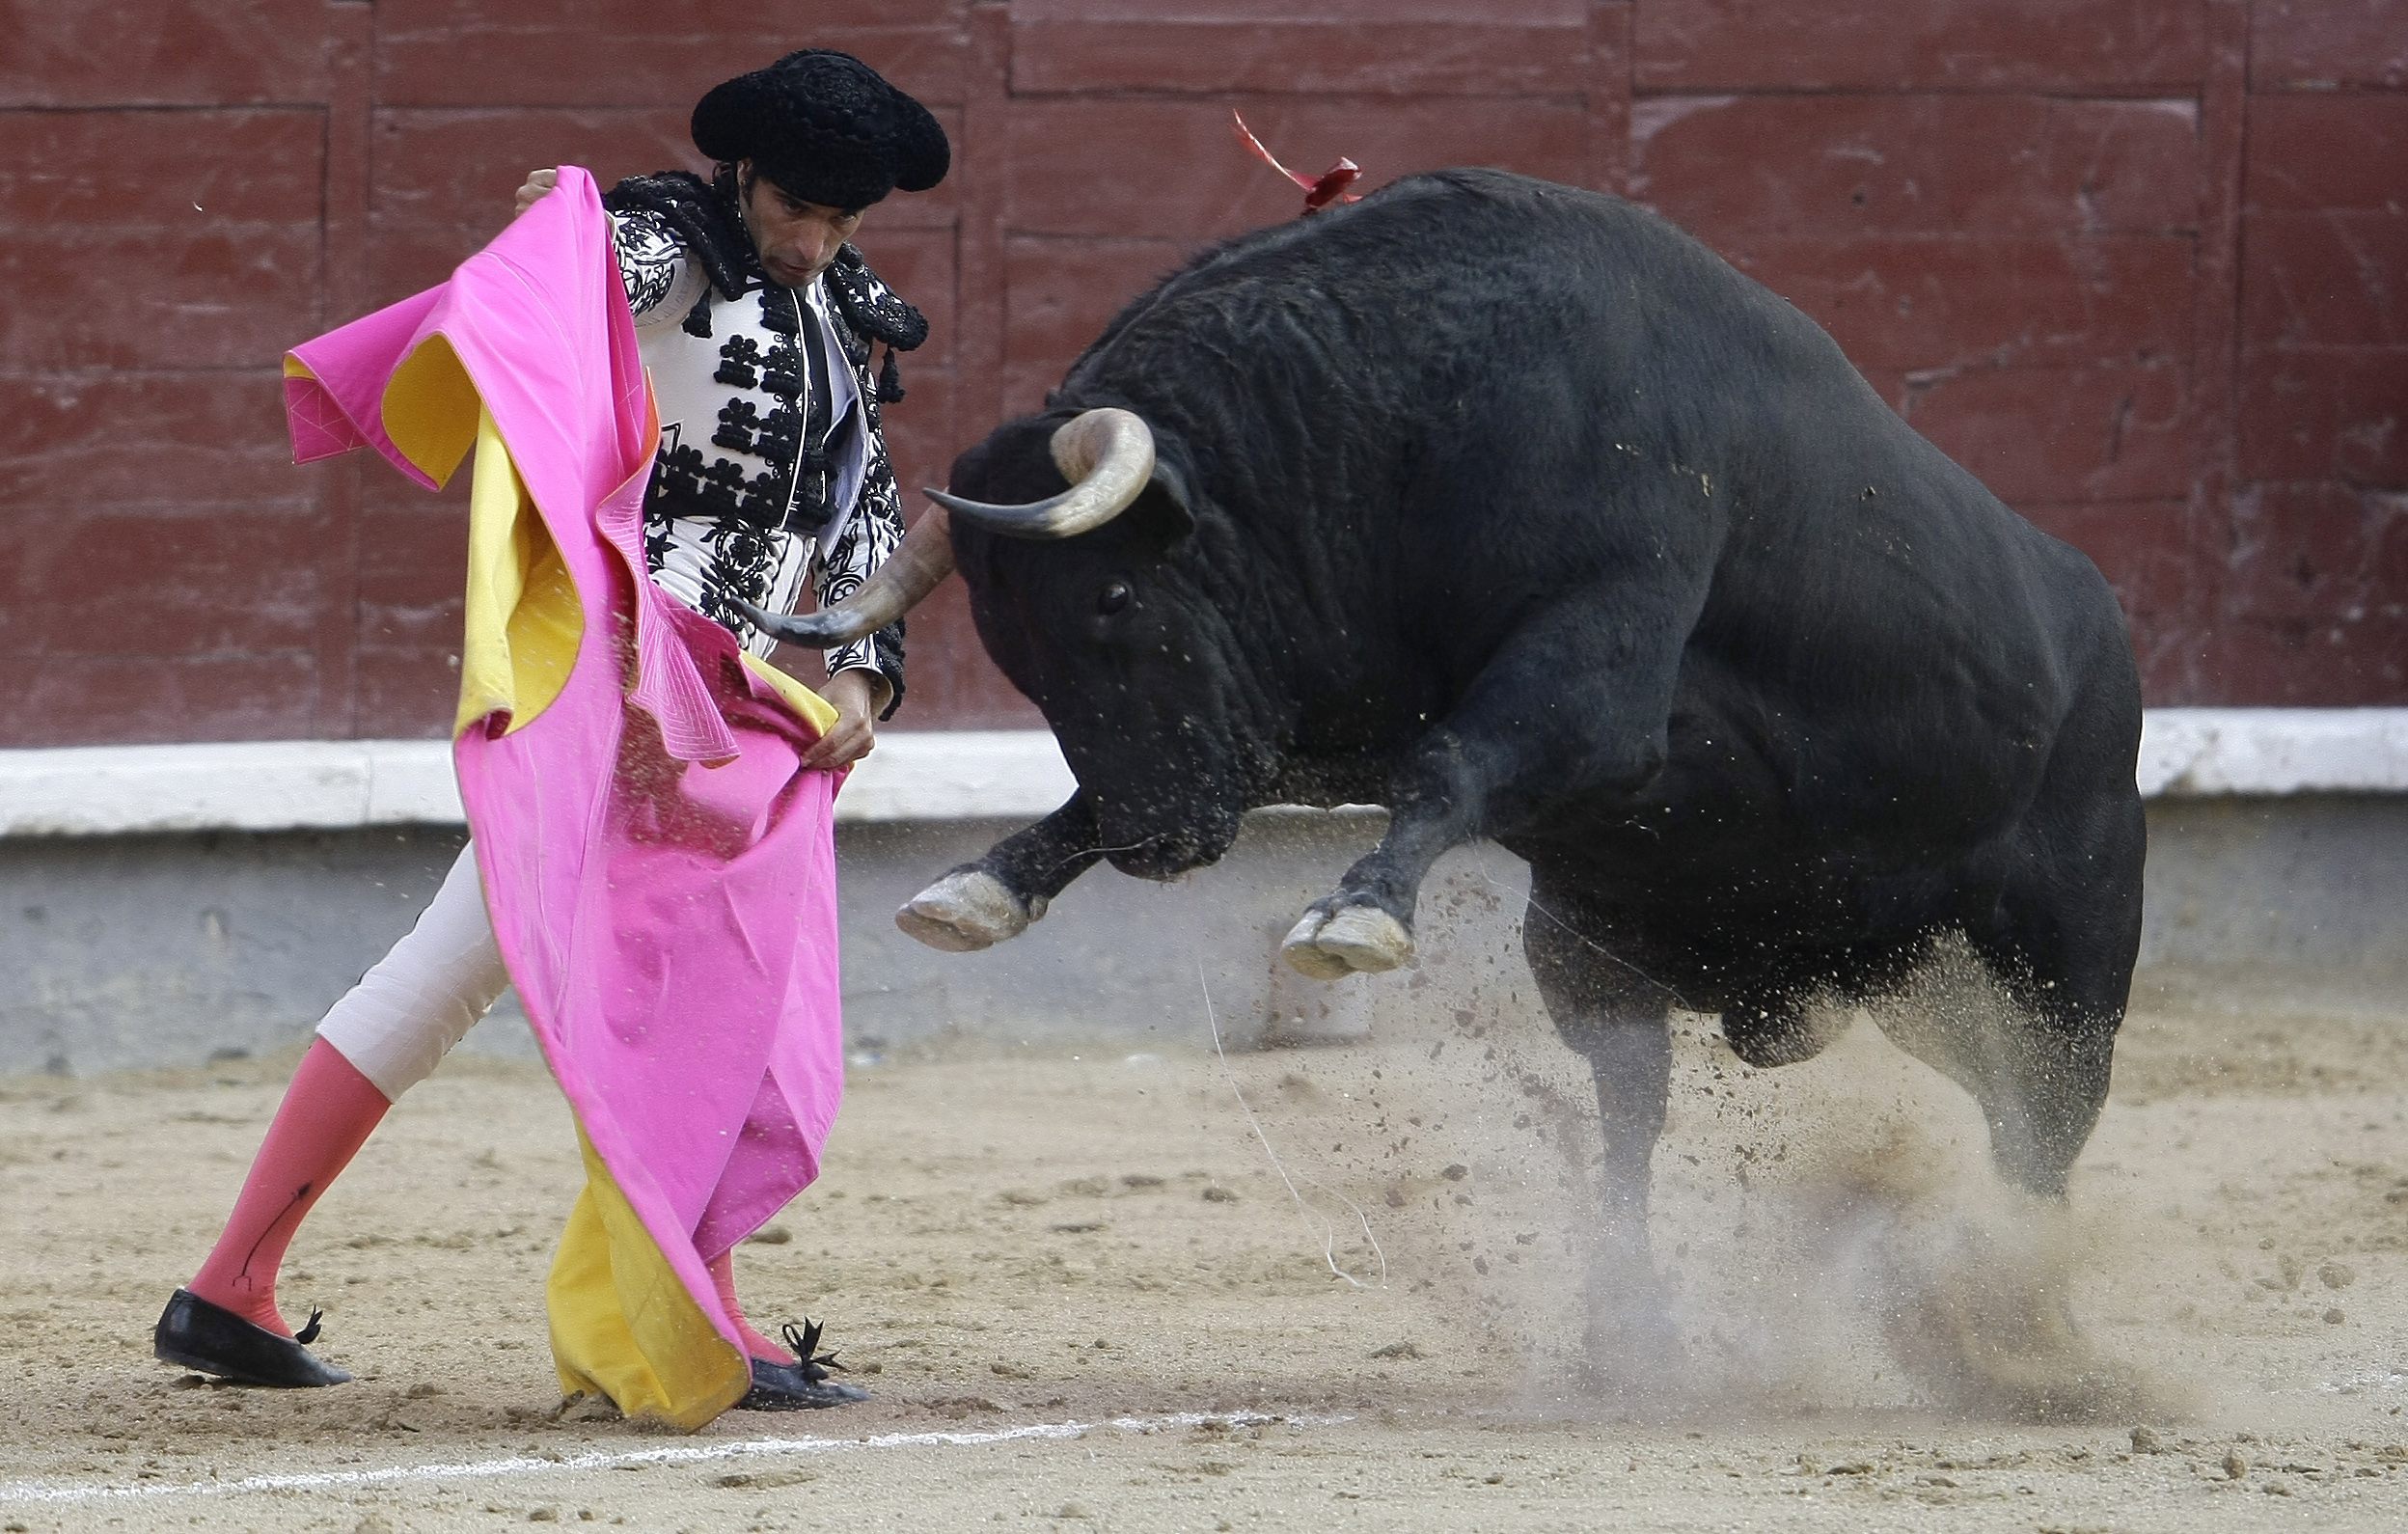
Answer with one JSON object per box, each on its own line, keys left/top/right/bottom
{"left": 3, "top": 980, "right": 2406, "bottom": 1532}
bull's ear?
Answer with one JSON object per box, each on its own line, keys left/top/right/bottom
{"left": 1134, "top": 458, "right": 1196, "bottom": 547}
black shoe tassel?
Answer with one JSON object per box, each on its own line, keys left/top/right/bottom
{"left": 780, "top": 1318, "right": 843, "bottom": 1381}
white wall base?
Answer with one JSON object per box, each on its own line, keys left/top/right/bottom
{"left": 2133, "top": 708, "right": 2408, "bottom": 797}
{"left": 0, "top": 729, "right": 1078, "bottom": 837}
{"left": 3, "top": 708, "right": 2404, "bottom": 838}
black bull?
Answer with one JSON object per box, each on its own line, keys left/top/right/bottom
{"left": 754, "top": 167, "right": 2145, "bottom": 1267}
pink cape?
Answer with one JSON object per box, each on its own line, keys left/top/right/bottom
{"left": 281, "top": 168, "right": 843, "bottom": 1424}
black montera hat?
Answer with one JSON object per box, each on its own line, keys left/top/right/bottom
{"left": 691, "top": 49, "right": 949, "bottom": 211}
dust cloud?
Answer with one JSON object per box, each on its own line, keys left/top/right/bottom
{"left": 1217, "top": 914, "right": 2184, "bottom": 1428}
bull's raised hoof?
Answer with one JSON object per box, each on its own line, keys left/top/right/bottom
{"left": 894, "top": 869, "right": 1047, "bottom": 952}
{"left": 1281, "top": 903, "right": 1414, "bottom": 980}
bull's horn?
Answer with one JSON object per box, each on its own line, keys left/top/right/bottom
{"left": 926, "top": 407, "right": 1156, "bottom": 540}
{"left": 733, "top": 504, "right": 956, "bottom": 649}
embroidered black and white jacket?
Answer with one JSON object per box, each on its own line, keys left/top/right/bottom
{"left": 602, "top": 171, "right": 926, "bottom": 717}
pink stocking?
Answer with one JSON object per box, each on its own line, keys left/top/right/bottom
{"left": 185, "top": 1039, "right": 393, "bottom": 1335}
{"left": 707, "top": 1248, "right": 796, "bottom": 1362}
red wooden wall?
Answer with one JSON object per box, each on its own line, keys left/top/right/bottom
{"left": 3, "top": 1, "right": 2400, "bottom": 747}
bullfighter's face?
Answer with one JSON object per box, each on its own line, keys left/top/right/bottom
{"left": 738, "top": 162, "right": 862, "bottom": 288}
{"left": 945, "top": 422, "right": 1273, "bottom": 880}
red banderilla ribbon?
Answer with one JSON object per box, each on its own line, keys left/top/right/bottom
{"left": 1232, "top": 110, "right": 1362, "bottom": 214}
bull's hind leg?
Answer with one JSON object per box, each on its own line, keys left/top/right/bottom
{"left": 1892, "top": 787, "right": 2146, "bottom": 1199}
{"left": 1963, "top": 858, "right": 2142, "bottom": 1194}
{"left": 1283, "top": 597, "right": 1694, "bottom": 979}
{"left": 1520, "top": 874, "right": 1683, "bottom": 1371}
{"left": 1969, "top": 702, "right": 2147, "bottom": 1197}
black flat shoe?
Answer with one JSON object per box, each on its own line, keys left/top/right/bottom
{"left": 153, "top": 1288, "right": 352, "bottom": 1387}
{"left": 735, "top": 1319, "right": 868, "bottom": 1411}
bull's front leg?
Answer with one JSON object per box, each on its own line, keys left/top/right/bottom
{"left": 1276, "top": 726, "right": 1490, "bottom": 978}
{"left": 895, "top": 791, "right": 1109, "bottom": 951}
{"left": 1282, "top": 599, "right": 1685, "bottom": 980}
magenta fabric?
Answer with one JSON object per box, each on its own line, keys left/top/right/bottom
{"left": 281, "top": 169, "right": 846, "bottom": 1317}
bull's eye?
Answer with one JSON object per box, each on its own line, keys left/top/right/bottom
{"left": 1097, "top": 581, "right": 1132, "bottom": 616}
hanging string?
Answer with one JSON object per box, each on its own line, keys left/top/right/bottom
{"left": 1198, "top": 959, "right": 1387, "bottom": 1289}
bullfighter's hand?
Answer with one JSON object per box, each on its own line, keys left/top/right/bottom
{"left": 513, "top": 169, "right": 559, "bottom": 217}
{"left": 803, "top": 668, "right": 884, "bottom": 771}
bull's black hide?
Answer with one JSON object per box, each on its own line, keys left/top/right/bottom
{"left": 802, "top": 169, "right": 2145, "bottom": 1303}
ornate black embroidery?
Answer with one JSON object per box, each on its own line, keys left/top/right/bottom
{"left": 825, "top": 246, "right": 928, "bottom": 350}
{"left": 760, "top": 335, "right": 805, "bottom": 396}
{"left": 615, "top": 210, "right": 685, "bottom": 319}
{"left": 830, "top": 310, "right": 869, "bottom": 370}
{"left": 643, "top": 514, "right": 674, "bottom": 576}
{"left": 759, "top": 401, "right": 804, "bottom": 464}
{"left": 713, "top": 336, "right": 761, "bottom": 389}
{"left": 713, "top": 399, "right": 763, "bottom": 456}
{"left": 827, "top": 247, "right": 927, "bottom": 403}
{"left": 652, "top": 292, "right": 813, "bottom": 536}
{"left": 602, "top": 169, "right": 760, "bottom": 300}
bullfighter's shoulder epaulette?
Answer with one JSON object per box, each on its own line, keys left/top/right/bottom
{"left": 601, "top": 170, "right": 760, "bottom": 302}
{"left": 826, "top": 245, "right": 929, "bottom": 403}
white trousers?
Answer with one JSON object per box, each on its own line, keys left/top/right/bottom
{"left": 315, "top": 843, "right": 512, "bottom": 1102}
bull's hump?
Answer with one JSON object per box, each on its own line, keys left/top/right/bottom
{"left": 1073, "top": 170, "right": 1631, "bottom": 370}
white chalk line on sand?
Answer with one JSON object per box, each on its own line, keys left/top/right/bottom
{"left": 0, "top": 1409, "right": 1349, "bottom": 1506}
